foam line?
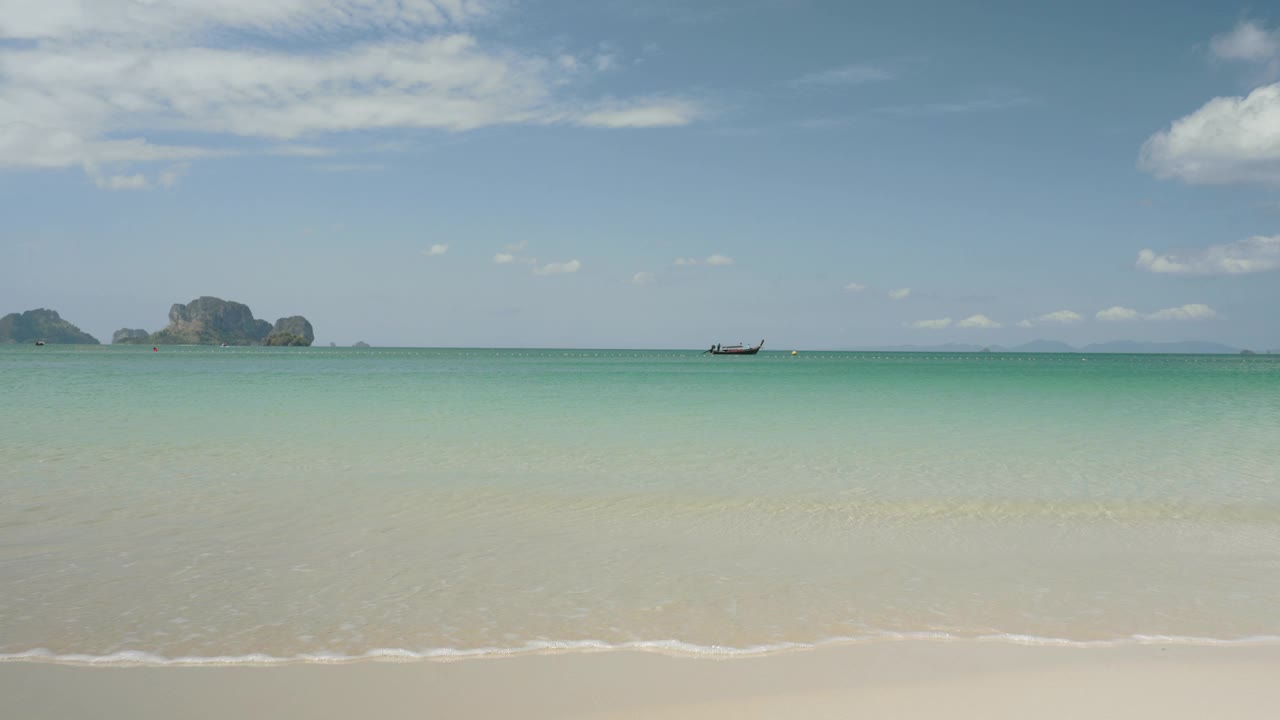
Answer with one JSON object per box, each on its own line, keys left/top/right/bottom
{"left": 5, "top": 633, "right": 1280, "bottom": 667}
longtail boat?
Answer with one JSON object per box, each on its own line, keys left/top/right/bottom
{"left": 706, "top": 340, "right": 764, "bottom": 355}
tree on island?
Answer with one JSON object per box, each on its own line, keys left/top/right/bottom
{"left": 267, "top": 316, "right": 315, "bottom": 346}
{"left": 263, "top": 332, "right": 310, "bottom": 346}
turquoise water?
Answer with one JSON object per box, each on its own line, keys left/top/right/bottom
{"left": 2, "top": 346, "right": 1279, "bottom": 662}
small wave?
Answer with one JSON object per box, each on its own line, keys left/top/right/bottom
{"left": 5, "top": 632, "right": 1280, "bottom": 667}
{"left": 973, "top": 633, "right": 1280, "bottom": 648}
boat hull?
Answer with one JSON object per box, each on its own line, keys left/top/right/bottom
{"left": 709, "top": 341, "right": 763, "bottom": 355}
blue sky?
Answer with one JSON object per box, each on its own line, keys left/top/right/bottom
{"left": 2, "top": 0, "right": 1278, "bottom": 349}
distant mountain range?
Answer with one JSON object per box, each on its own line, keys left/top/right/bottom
{"left": 853, "top": 339, "right": 1253, "bottom": 354}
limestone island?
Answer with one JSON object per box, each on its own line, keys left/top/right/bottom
{"left": 112, "top": 328, "right": 149, "bottom": 344}
{"left": 114, "top": 296, "right": 314, "bottom": 346}
{"left": 0, "top": 309, "right": 100, "bottom": 344}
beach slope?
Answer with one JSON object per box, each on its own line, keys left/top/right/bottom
{"left": 4, "top": 641, "right": 1279, "bottom": 719}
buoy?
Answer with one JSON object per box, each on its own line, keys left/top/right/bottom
{"left": 791, "top": 350, "right": 798, "bottom": 356}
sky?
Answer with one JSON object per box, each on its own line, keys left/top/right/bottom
{"left": 2, "top": 0, "right": 1278, "bottom": 349}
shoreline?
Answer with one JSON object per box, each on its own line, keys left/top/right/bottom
{"left": 6, "top": 632, "right": 1280, "bottom": 667}
{"left": 4, "top": 641, "right": 1280, "bottom": 719}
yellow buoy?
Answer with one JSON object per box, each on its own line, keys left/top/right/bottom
{"left": 791, "top": 350, "right": 798, "bottom": 356}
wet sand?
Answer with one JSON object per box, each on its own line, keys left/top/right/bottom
{"left": 4, "top": 640, "right": 1279, "bottom": 719}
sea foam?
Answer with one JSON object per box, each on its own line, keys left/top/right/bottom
{"left": 6, "top": 633, "right": 1280, "bottom": 667}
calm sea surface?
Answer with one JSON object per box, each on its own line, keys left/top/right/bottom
{"left": 2, "top": 346, "right": 1278, "bottom": 663}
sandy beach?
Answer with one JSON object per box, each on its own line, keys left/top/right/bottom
{"left": 7, "top": 0, "right": 1280, "bottom": 715}
{"left": 4, "top": 640, "right": 1279, "bottom": 719}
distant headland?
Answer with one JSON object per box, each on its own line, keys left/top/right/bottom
{"left": 0, "top": 309, "right": 100, "bottom": 344}
{"left": 113, "top": 296, "right": 314, "bottom": 346}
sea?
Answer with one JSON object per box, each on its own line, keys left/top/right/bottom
{"left": 2, "top": 346, "right": 1278, "bottom": 664}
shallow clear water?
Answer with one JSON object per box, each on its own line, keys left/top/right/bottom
{"left": 2, "top": 346, "right": 1278, "bottom": 662}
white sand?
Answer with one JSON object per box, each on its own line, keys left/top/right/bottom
{"left": 3, "top": 641, "right": 1279, "bottom": 719}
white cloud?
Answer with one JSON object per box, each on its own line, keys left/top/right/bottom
{"left": 1093, "top": 304, "right": 1218, "bottom": 321}
{"left": 157, "top": 162, "right": 189, "bottom": 188}
{"left": 1136, "top": 236, "right": 1280, "bottom": 275}
{"left": 1037, "top": 310, "right": 1083, "bottom": 324}
{"left": 423, "top": 243, "right": 449, "bottom": 256}
{"left": 888, "top": 287, "right": 911, "bottom": 300}
{"left": 631, "top": 271, "right": 654, "bottom": 286}
{"left": 1016, "top": 319, "right": 1034, "bottom": 328}
{"left": 94, "top": 172, "right": 150, "bottom": 190}
{"left": 1139, "top": 83, "right": 1280, "bottom": 185}
{"left": 1, "top": 36, "right": 547, "bottom": 164}
{"left": 1148, "top": 303, "right": 1218, "bottom": 321}
{"left": 874, "top": 97, "right": 1031, "bottom": 117}
{"left": 1138, "top": 23, "right": 1280, "bottom": 183}
{"left": 314, "top": 163, "right": 385, "bottom": 173}
{"left": 593, "top": 53, "right": 617, "bottom": 72}
{"left": 533, "top": 259, "right": 581, "bottom": 275}
{"left": 910, "top": 317, "right": 951, "bottom": 330}
{"left": 270, "top": 145, "right": 337, "bottom": 157}
{"left": 576, "top": 98, "right": 704, "bottom": 128}
{"left": 494, "top": 241, "right": 538, "bottom": 266}
{"left": 0, "top": 1, "right": 704, "bottom": 181}
{"left": 0, "top": 0, "right": 492, "bottom": 40}
{"left": 843, "top": 282, "right": 866, "bottom": 292}
{"left": 794, "top": 63, "right": 893, "bottom": 86}
{"left": 0, "top": 125, "right": 216, "bottom": 170}
{"left": 1096, "top": 306, "right": 1140, "bottom": 322}
{"left": 674, "top": 254, "right": 733, "bottom": 267}
{"left": 803, "top": 98, "right": 1030, "bottom": 128}
{"left": 956, "top": 314, "right": 1002, "bottom": 329}
{"left": 1210, "top": 21, "right": 1279, "bottom": 63}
